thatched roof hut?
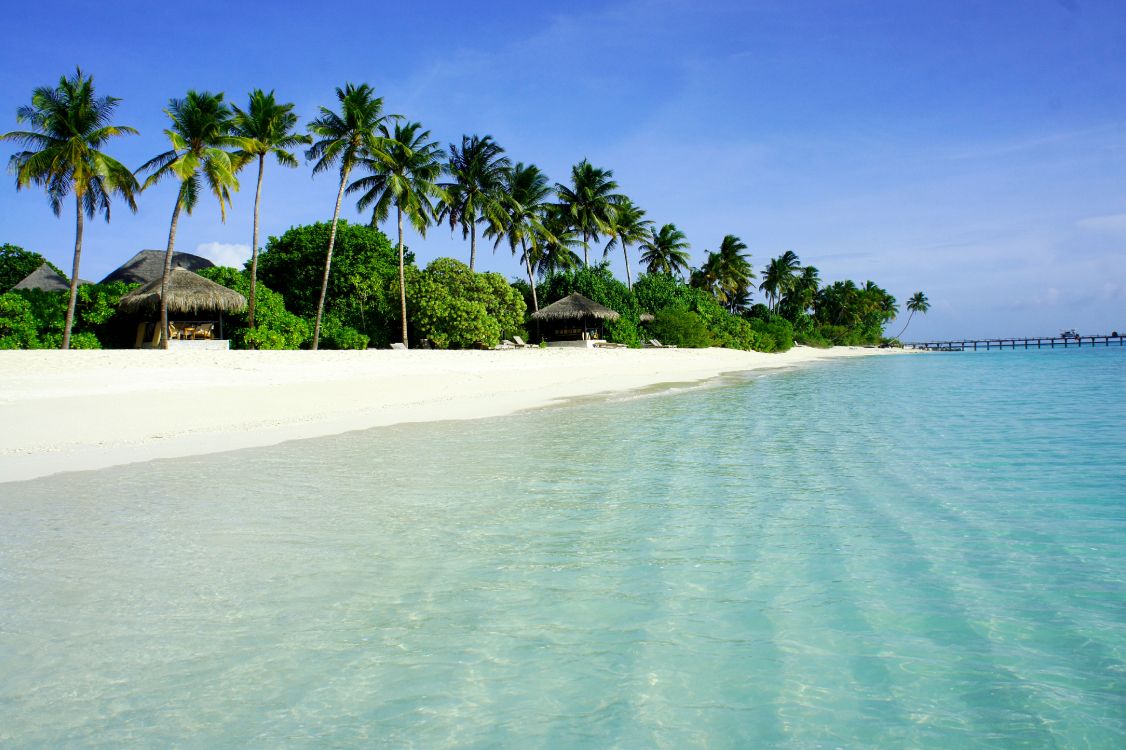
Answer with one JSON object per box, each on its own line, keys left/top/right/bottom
{"left": 100, "top": 249, "right": 214, "bottom": 285}
{"left": 118, "top": 268, "right": 246, "bottom": 315}
{"left": 10, "top": 262, "right": 70, "bottom": 292}
{"left": 531, "top": 293, "right": 620, "bottom": 322}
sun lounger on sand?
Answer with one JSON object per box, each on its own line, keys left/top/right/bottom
{"left": 390, "top": 342, "right": 407, "bottom": 350}
{"left": 513, "top": 336, "right": 535, "bottom": 348}
{"left": 647, "top": 339, "right": 677, "bottom": 348}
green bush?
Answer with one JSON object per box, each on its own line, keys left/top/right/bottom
{"left": 0, "top": 293, "right": 38, "bottom": 348}
{"left": 0, "top": 282, "right": 135, "bottom": 349}
{"left": 197, "top": 267, "right": 310, "bottom": 349}
{"left": 407, "top": 258, "right": 526, "bottom": 349}
{"left": 318, "top": 313, "right": 370, "bottom": 350}
{"left": 648, "top": 308, "right": 712, "bottom": 348}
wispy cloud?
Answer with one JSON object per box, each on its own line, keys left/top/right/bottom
{"left": 1076, "top": 212, "right": 1126, "bottom": 235}
{"left": 195, "top": 242, "right": 250, "bottom": 268}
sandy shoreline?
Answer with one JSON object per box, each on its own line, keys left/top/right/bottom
{"left": 0, "top": 346, "right": 907, "bottom": 482}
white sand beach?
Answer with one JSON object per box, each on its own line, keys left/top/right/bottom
{"left": 0, "top": 346, "right": 906, "bottom": 482}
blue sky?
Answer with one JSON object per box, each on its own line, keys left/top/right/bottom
{"left": 2, "top": 0, "right": 1125, "bottom": 339}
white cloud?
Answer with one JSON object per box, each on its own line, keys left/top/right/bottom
{"left": 1076, "top": 213, "right": 1126, "bottom": 235}
{"left": 195, "top": 242, "right": 251, "bottom": 268}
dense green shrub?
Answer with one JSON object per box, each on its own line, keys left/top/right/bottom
{"left": 648, "top": 308, "right": 712, "bottom": 348}
{"left": 197, "top": 267, "right": 310, "bottom": 349}
{"left": 407, "top": 258, "right": 526, "bottom": 349}
{"left": 0, "top": 282, "right": 134, "bottom": 349}
{"left": 256, "top": 221, "right": 405, "bottom": 346}
{"left": 748, "top": 317, "right": 795, "bottom": 352}
{"left": 318, "top": 313, "right": 370, "bottom": 350}
{"left": 0, "top": 293, "right": 38, "bottom": 348}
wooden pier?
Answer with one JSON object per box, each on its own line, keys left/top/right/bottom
{"left": 906, "top": 334, "right": 1124, "bottom": 351}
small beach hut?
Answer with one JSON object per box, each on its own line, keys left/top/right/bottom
{"left": 118, "top": 268, "right": 246, "bottom": 347}
{"left": 10, "top": 262, "right": 72, "bottom": 292}
{"left": 100, "top": 249, "right": 214, "bottom": 285}
{"left": 531, "top": 292, "right": 620, "bottom": 343}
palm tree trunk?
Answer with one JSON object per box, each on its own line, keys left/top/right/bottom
{"left": 398, "top": 204, "right": 408, "bottom": 348}
{"left": 583, "top": 231, "right": 589, "bottom": 267}
{"left": 622, "top": 242, "right": 632, "bottom": 291}
{"left": 895, "top": 310, "right": 915, "bottom": 340}
{"left": 160, "top": 196, "right": 183, "bottom": 350}
{"left": 469, "top": 221, "right": 476, "bottom": 272}
{"left": 61, "top": 194, "right": 84, "bottom": 350}
{"left": 313, "top": 168, "right": 349, "bottom": 350}
{"left": 248, "top": 154, "right": 265, "bottom": 344}
{"left": 521, "top": 238, "right": 538, "bottom": 313}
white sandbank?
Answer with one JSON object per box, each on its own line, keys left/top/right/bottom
{"left": 0, "top": 346, "right": 907, "bottom": 482}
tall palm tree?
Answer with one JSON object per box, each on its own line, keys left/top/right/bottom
{"left": 138, "top": 91, "right": 241, "bottom": 349}
{"left": 486, "top": 162, "right": 554, "bottom": 312}
{"left": 781, "top": 264, "right": 820, "bottom": 318}
{"left": 760, "top": 250, "right": 801, "bottom": 313}
{"left": 639, "top": 223, "right": 691, "bottom": 278}
{"left": 348, "top": 120, "right": 444, "bottom": 348}
{"left": 305, "top": 83, "right": 394, "bottom": 349}
{"left": 2, "top": 69, "right": 138, "bottom": 349}
{"left": 534, "top": 206, "right": 584, "bottom": 278}
{"left": 690, "top": 235, "right": 754, "bottom": 312}
{"left": 438, "top": 134, "right": 510, "bottom": 271}
{"left": 602, "top": 197, "right": 652, "bottom": 291}
{"left": 895, "top": 291, "right": 929, "bottom": 339}
{"left": 555, "top": 159, "right": 622, "bottom": 267}
{"left": 231, "top": 90, "right": 311, "bottom": 339}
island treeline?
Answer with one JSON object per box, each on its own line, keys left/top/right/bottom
{"left": 1, "top": 69, "right": 927, "bottom": 351}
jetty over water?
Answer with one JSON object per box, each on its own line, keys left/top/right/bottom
{"left": 906, "top": 333, "right": 1124, "bottom": 351}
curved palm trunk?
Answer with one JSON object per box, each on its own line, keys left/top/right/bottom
{"left": 469, "top": 221, "right": 476, "bottom": 272}
{"left": 62, "top": 194, "right": 84, "bottom": 350}
{"left": 895, "top": 310, "right": 916, "bottom": 340}
{"left": 247, "top": 154, "right": 265, "bottom": 343}
{"left": 160, "top": 197, "right": 184, "bottom": 350}
{"left": 398, "top": 204, "right": 408, "bottom": 348}
{"left": 313, "top": 168, "right": 350, "bottom": 350}
{"left": 583, "top": 231, "right": 589, "bottom": 267}
{"left": 520, "top": 238, "right": 539, "bottom": 313}
{"left": 622, "top": 241, "right": 632, "bottom": 292}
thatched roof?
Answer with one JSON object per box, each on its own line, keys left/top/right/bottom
{"left": 11, "top": 263, "right": 70, "bottom": 292}
{"left": 531, "top": 292, "right": 621, "bottom": 322}
{"left": 100, "top": 249, "right": 214, "bottom": 285}
{"left": 118, "top": 268, "right": 246, "bottom": 315}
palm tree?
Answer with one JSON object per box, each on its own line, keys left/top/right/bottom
{"left": 602, "top": 197, "right": 652, "bottom": 291}
{"left": 639, "top": 223, "right": 691, "bottom": 278}
{"left": 893, "top": 291, "right": 928, "bottom": 339}
{"left": 534, "top": 206, "right": 584, "bottom": 278}
{"left": 555, "top": 159, "right": 622, "bottom": 266}
{"left": 486, "top": 162, "right": 554, "bottom": 312}
{"left": 348, "top": 120, "right": 444, "bottom": 348}
{"left": 759, "top": 250, "right": 801, "bottom": 313}
{"left": 692, "top": 235, "right": 753, "bottom": 312}
{"left": 305, "top": 83, "right": 394, "bottom": 349}
{"left": 231, "top": 90, "right": 311, "bottom": 340}
{"left": 138, "top": 91, "right": 241, "bottom": 349}
{"left": 780, "top": 264, "right": 820, "bottom": 319}
{"left": 438, "top": 134, "right": 510, "bottom": 271}
{"left": 2, "top": 69, "right": 138, "bottom": 349}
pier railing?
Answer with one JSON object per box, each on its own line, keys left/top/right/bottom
{"left": 905, "top": 334, "right": 1124, "bottom": 351}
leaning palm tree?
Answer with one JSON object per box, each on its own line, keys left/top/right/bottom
{"left": 639, "top": 223, "right": 691, "bottom": 278}
{"left": 2, "top": 69, "right": 138, "bottom": 349}
{"left": 305, "top": 83, "right": 394, "bottom": 349}
{"left": 138, "top": 91, "right": 241, "bottom": 349}
{"left": 554, "top": 159, "right": 622, "bottom": 266}
{"left": 438, "top": 134, "right": 510, "bottom": 271}
{"left": 602, "top": 197, "right": 652, "bottom": 291}
{"left": 348, "top": 120, "right": 444, "bottom": 348}
{"left": 231, "top": 90, "right": 311, "bottom": 339}
{"left": 895, "top": 291, "right": 929, "bottom": 339}
{"left": 486, "top": 162, "right": 554, "bottom": 312}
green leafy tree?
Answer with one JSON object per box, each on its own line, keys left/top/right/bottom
{"left": 486, "top": 162, "right": 554, "bottom": 312}
{"left": 407, "top": 258, "right": 526, "bottom": 348}
{"left": 639, "top": 223, "right": 691, "bottom": 278}
{"left": 305, "top": 82, "right": 395, "bottom": 349}
{"left": 0, "top": 281, "right": 134, "bottom": 349}
{"left": 648, "top": 308, "right": 713, "bottom": 348}
{"left": 231, "top": 90, "right": 311, "bottom": 339}
{"left": 2, "top": 69, "right": 138, "bottom": 348}
{"left": 555, "top": 159, "right": 622, "bottom": 267}
{"left": 138, "top": 90, "right": 241, "bottom": 349}
{"left": 438, "top": 134, "right": 510, "bottom": 271}
{"left": 0, "top": 244, "right": 64, "bottom": 290}
{"left": 691, "top": 235, "right": 754, "bottom": 312}
{"left": 256, "top": 221, "right": 404, "bottom": 347}
{"left": 895, "top": 291, "right": 930, "bottom": 339}
{"left": 602, "top": 197, "right": 652, "bottom": 291}
{"left": 197, "top": 266, "right": 310, "bottom": 349}
{"left": 348, "top": 120, "right": 444, "bottom": 348}
{"left": 759, "top": 250, "right": 801, "bottom": 313}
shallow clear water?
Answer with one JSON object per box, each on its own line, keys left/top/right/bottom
{"left": 2, "top": 348, "right": 1124, "bottom": 748}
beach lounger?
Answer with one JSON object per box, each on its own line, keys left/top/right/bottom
{"left": 513, "top": 336, "right": 534, "bottom": 348}
{"left": 496, "top": 340, "right": 516, "bottom": 350}
{"left": 390, "top": 342, "right": 407, "bottom": 350}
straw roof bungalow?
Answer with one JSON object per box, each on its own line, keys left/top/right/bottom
{"left": 118, "top": 268, "right": 246, "bottom": 315}
{"left": 100, "top": 249, "right": 214, "bottom": 285}
{"left": 10, "top": 262, "right": 71, "bottom": 292}
{"left": 531, "top": 292, "right": 620, "bottom": 343}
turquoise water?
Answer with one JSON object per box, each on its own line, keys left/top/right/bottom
{"left": 1, "top": 348, "right": 1124, "bottom": 748}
